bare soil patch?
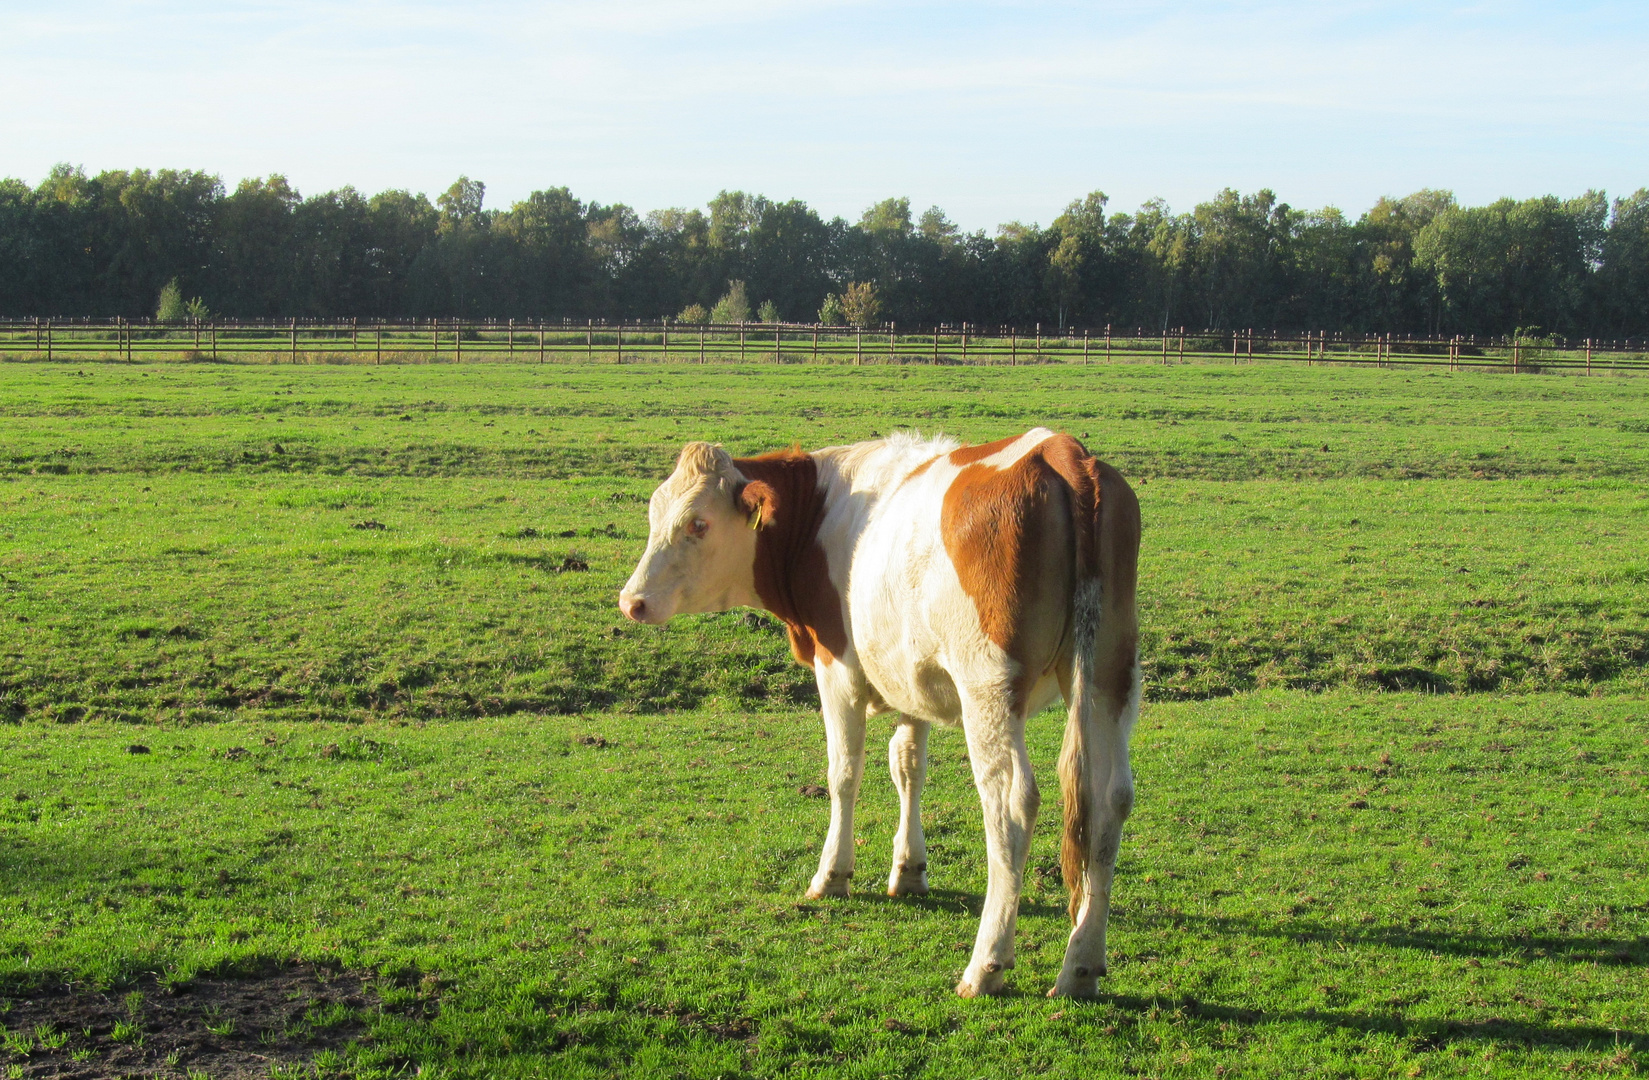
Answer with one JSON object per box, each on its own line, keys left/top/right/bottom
{"left": 0, "top": 966, "right": 375, "bottom": 1079}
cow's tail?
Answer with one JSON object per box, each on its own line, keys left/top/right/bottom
{"left": 1059, "top": 570, "right": 1103, "bottom": 920}
{"left": 1049, "top": 441, "right": 1140, "bottom": 922}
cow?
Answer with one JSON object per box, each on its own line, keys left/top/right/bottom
{"left": 618, "top": 428, "right": 1141, "bottom": 998}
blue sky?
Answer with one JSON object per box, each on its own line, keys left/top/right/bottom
{"left": 4, "top": 1, "right": 1646, "bottom": 230}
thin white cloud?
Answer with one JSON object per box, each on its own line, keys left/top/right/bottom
{"left": 1, "top": 0, "right": 1644, "bottom": 228}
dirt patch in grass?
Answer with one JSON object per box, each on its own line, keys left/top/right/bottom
{"left": 0, "top": 965, "right": 375, "bottom": 1079}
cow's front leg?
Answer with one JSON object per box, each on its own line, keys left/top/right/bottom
{"left": 807, "top": 664, "right": 869, "bottom": 899}
{"left": 887, "top": 718, "right": 930, "bottom": 896}
{"left": 957, "top": 704, "right": 1039, "bottom": 997}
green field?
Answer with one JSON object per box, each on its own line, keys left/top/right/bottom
{"left": 1, "top": 359, "right": 1646, "bottom": 1078}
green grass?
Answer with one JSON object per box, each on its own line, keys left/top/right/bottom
{"left": 1, "top": 359, "right": 1647, "bottom": 1076}
{"left": 2, "top": 363, "right": 1646, "bottom": 727}
{"left": 1, "top": 695, "right": 1644, "bottom": 1077}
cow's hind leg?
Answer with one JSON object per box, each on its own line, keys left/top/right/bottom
{"left": 807, "top": 664, "right": 869, "bottom": 900}
{"left": 1051, "top": 654, "right": 1139, "bottom": 998}
{"left": 887, "top": 718, "right": 930, "bottom": 896}
{"left": 956, "top": 700, "right": 1039, "bottom": 998}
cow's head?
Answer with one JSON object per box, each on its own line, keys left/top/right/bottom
{"left": 619, "top": 442, "right": 773, "bottom": 624}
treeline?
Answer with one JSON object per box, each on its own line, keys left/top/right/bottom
{"left": 3, "top": 165, "right": 1647, "bottom": 335}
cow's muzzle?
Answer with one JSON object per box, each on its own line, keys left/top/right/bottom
{"left": 618, "top": 591, "right": 652, "bottom": 623}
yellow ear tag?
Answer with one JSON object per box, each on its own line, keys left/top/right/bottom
{"left": 747, "top": 507, "right": 762, "bottom": 530}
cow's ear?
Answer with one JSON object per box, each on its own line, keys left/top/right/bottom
{"left": 739, "top": 480, "right": 775, "bottom": 531}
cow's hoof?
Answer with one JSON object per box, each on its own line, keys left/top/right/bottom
{"left": 1047, "top": 964, "right": 1104, "bottom": 999}
{"left": 956, "top": 963, "right": 1008, "bottom": 998}
{"left": 886, "top": 872, "right": 928, "bottom": 897}
{"left": 1046, "top": 978, "right": 1099, "bottom": 999}
{"left": 805, "top": 875, "right": 851, "bottom": 899}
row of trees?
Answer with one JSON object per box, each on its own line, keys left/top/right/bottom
{"left": 2, "top": 165, "right": 1646, "bottom": 335}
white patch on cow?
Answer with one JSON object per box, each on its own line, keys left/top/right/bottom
{"left": 975, "top": 426, "right": 1058, "bottom": 469}
{"left": 618, "top": 442, "right": 761, "bottom": 623}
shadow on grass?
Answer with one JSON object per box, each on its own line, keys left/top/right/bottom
{"left": 1094, "top": 988, "right": 1649, "bottom": 1054}
{"left": 1128, "top": 909, "right": 1648, "bottom": 967}
{"left": 848, "top": 887, "right": 1071, "bottom": 920}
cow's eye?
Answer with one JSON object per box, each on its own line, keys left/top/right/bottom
{"left": 687, "top": 518, "right": 709, "bottom": 538}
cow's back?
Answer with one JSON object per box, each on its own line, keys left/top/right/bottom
{"left": 847, "top": 428, "right": 1081, "bottom": 725}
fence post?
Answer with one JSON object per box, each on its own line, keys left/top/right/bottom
{"left": 1247, "top": 329, "right": 1253, "bottom": 363}
{"left": 587, "top": 320, "right": 593, "bottom": 363}
{"left": 616, "top": 322, "right": 622, "bottom": 363}
{"left": 699, "top": 323, "right": 706, "bottom": 364}
{"left": 211, "top": 320, "right": 217, "bottom": 362}
{"left": 1586, "top": 338, "right": 1592, "bottom": 375}
{"left": 1083, "top": 327, "right": 1090, "bottom": 364}
{"left": 739, "top": 322, "right": 746, "bottom": 363}
{"left": 813, "top": 323, "right": 819, "bottom": 363}
{"left": 456, "top": 319, "right": 463, "bottom": 363}
{"left": 774, "top": 322, "right": 781, "bottom": 364}
{"left": 1010, "top": 327, "right": 1017, "bottom": 366}
{"left": 291, "top": 318, "right": 297, "bottom": 364}
{"left": 45, "top": 319, "right": 51, "bottom": 362}
{"left": 962, "top": 323, "right": 969, "bottom": 362}
{"left": 856, "top": 326, "right": 862, "bottom": 366}
{"left": 663, "top": 318, "right": 669, "bottom": 363}
{"left": 376, "top": 325, "right": 382, "bottom": 365}
{"left": 1178, "top": 327, "right": 1185, "bottom": 362}
{"left": 933, "top": 325, "right": 940, "bottom": 364}
{"left": 1035, "top": 322, "right": 1041, "bottom": 361}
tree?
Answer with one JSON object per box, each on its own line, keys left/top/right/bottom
{"left": 0, "top": 164, "right": 1635, "bottom": 334}
{"left": 918, "top": 206, "right": 959, "bottom": 243}
{"left": 437, "top": 177, "right": 485, "bottom": 224}
{"left": 860, "top": 198, "right": 912, "bottom": 238}
{"left": 756, "top": 299, "right": 779, "bottom": 323}
{"left": 1597, "top": 189, "right": 1649, "bottom": 335}
{"left": 1354, "top": 189, "right": 1455, "bottom": 334}
{"left": 1415, "top": 194, "right": 1602, "bottom": 335}
{"left": 709, "top": 279, "right": 750, "bottom": 323}
{"left": 156, "top": 276, "right": 208, "bottom": 321}
{"left": 213, "top": 175, "right": 300, "bottom": 317}
{"left": 677, "top": 301, "right": 709, "bottom": 323}
{"left": 156, "top": 278, "right": 185, "bottom": 321}
{"left": 839, "top": 281, "right": 880, "bottom": 326}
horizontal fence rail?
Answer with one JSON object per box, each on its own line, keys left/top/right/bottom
{"left": 1, "top": 318, "right": 1646, "bottom": 373}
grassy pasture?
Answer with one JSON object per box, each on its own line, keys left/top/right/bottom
{"left": 0, "top": 359, "right": 1646, "bottom": 1077}
{"left": 2, "top": 362, "right": 1647, "bottom": 724}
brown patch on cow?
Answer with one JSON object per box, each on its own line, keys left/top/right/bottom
{"left": 1095, "top": 460, "right": 1141, "bottom": 713}
{"left": 940, "top": 441, "right": 1078, "bottom": 708}
{"left": 1039, "top": 435, "right": 1102, "bottom": 577}
{"left": 901, "top": 453, "right": 944, "bottom": 485}
{"left": 735, "top": 450, "right": 848, "bottom": 667}
{"left": 941, "top": 458, "right": 1045, "bottom": 650}
{"left": 941, "top": 433, "right": 1137, "bottom": 725}
{"left": 946, "top": 434, "right": 1021, "bottom": 467}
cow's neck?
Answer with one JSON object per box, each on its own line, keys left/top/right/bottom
{"left": 735, "top": 450, "right": 847, "bottom": 666}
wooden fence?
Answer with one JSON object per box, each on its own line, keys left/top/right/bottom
{"left": 2, "top": 318, "right": 1646, "bottom": 373}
